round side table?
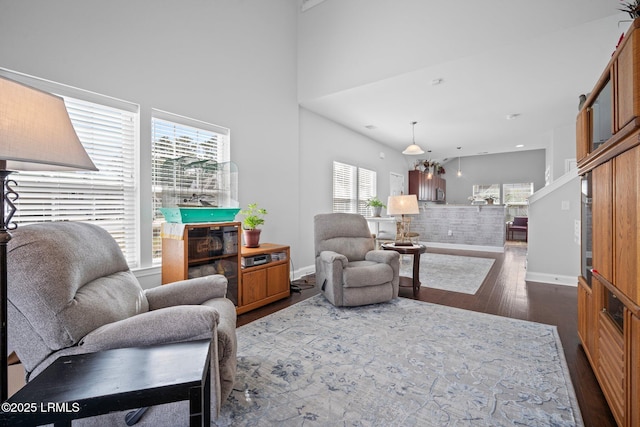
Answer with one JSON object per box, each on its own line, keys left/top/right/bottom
{"left": 381, "top": 243, "right": 426, "bottom": 295}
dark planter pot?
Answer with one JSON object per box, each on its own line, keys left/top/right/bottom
{"left": 243, "top": 229, "right": 261, "bottom": 248}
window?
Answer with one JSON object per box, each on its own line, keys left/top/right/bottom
{"left": 332, "top": 161, "right": 377, "bottom": 215}
{"left": 472, "top": 184, "right": 500, "bottom": 204}
{"left": 151, "top": 111, "right": 230, "bottom": 263}
{"left": 3, "top": 70, "right": 139, "bottom": 266}
{"left": 503, "top": 182, "right": 533, "bottom": 220}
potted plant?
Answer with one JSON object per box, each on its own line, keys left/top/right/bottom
{"left": 484, "top": 196, "right": 498, "bottom": 205}
{"left": 620, "top": 1, "right": 640, "bottom": 19}
{"left": 240, "top": 203, "right": 267, "bottom": 247}
{"left": 366, "top": 197, "right": 386, "bottom": 217}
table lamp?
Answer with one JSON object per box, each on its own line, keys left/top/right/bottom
{"left": 0, "top": 76, "right": 97, "bottom": 401}
{"left": 387, "top": 194, "right": 419, "bottom": 246}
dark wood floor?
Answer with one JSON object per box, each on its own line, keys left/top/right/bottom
{"left": 237, "top": 242, "right": 615, "bottom": 427}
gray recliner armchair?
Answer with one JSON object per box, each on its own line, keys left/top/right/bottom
{"left": 7, "top": 222, "right": 237, "bottom": 425}
{"left": 314, "top": 213, "right": 400, "bottom": 307}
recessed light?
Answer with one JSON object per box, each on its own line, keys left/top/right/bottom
{"left": 506, "top": 113, "right": 521, "bottom": 120}
{"left": 515, "top": 144, "right": 525, "bottom": 148}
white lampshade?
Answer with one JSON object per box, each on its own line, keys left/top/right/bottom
{"left": 387, "top": 194, "right": 420, "bottom": 215}
{"left": 402, "top": 144, "right": 425, "bottom": 155}
{"left": 402, "top": 121, "right": 425, "bottom": 155}
{"left": 0, "top": 76, "right": 97, "bottom": 172}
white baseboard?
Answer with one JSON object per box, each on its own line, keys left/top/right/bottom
{"left": 525, "top": 271, "right": 578, "bottom": 287}
{"left": 422, "top": 241, "right": 505, "bottom": 253}
{"left": 293, "top": 265, "right": 315, "bottom": 280}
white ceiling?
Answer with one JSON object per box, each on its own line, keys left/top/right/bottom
{"left": 298, "top": 1, "right": 631, "bottom": 162}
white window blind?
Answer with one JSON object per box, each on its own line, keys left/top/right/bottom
{"left": 151, "top": 112, "right": 230, "bottom": 263}
{"left": 333, "top": 162, "right": 357, "bottom": 213}
{"left": 11, "top": 97, "right": 138, "bottom": 266}
{"left": 332, "top": 161, "right": 377, "bottom": 214}
{"left": 357, "top": 167, "right": 376, "bottom": 215}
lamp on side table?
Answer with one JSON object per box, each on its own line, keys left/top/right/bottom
{"left": 387, "top": 194, "right": 420, "bottom": 246}
{"left": 0, "top": 76, "right": 97, "bottom": 401}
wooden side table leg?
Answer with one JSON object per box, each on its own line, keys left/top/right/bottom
{"left": 412, "top": 252, "right": 421, "bottom": 295}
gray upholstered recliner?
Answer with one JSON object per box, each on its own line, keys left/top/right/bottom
{"left": 314, "top": 213, "right": 400, "bottom": 307}
{"left": 7, "top": 222, "right": 237, "bottom": 425}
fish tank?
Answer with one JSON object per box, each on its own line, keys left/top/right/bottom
{"left": 159, "top": 157, "right": 240, "bottom": 223}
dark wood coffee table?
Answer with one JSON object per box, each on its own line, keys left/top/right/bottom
{"left": 1, "top": 339, "right": 211, "bottom": 427}
{"left": 382, "top": 243, "right": 427, "bottom": 295}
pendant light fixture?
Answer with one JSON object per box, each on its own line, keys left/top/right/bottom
{"left": 402, "top": 121, "right": 424, "bottom": 155}
{"left": 456, "top": 147, "right": 462, "bottom": 177}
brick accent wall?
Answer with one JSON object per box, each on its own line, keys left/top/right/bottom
{"left": 411, "top": 205, "right": 506, "bottom": 248}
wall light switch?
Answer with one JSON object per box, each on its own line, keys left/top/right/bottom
{"left": 561, "top": 200, "right": 570, "bottom": 210}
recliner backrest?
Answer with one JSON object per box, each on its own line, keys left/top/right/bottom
{"left": 7, "top": 222, "right": 149, "bottom": 372}
{"left": 314, "top": 213, "right": 375, "bottom": 262}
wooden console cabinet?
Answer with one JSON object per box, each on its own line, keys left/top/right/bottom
{"left": 238, "top": 243, "right": 290, "bottom": 314}
{"left": 576, "top": 19, "right": 640, "bottom": 427}
{"left": 161, "top": 222, "right": 241, "bottom": 306}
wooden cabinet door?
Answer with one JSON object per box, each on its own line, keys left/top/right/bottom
{"left": 614, "top": 146, "right": 640, "bottom": 304}
{"left": 616, "top": 29, "right": 639, "bottom": 131}
{"left": 593, "top": 161, "right": 613, "bottom": 283}
{"left": 576, "top": 108, "right": 589, "bottom": 162}
{"left": 267, "top": 263, "right": 289, "bottom": 296}
{"left": 408, "top": 170, "right": 420, "bottom": 198}
{"left": 422, "top": 172, "right": 430, "bottom": 200}
{"left": 598, "top": 311, "right": 625, "bottom": 427}
{"left": 628, "top": 311, "right": 640, "bottom": 427}
{"left": 241, "top": 269, "right": 267, "bottom": 305}
{"left": 578, "top": 278, "right": 595, "bottom": 358}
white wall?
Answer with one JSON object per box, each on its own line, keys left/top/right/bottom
{"left": 550, "top": 124, "right": 577, "bottom": 181}
{"left": 0, "top": 0, "right": 300, "bottom": 285}
{"left": 526, "top": 172, "right": 581, "bottom": 285}
{"left": 297, "top": 108, "right": 409, "bottom": 272}
{"left": 442, "top": 150, "right": 546, "bottom": 205}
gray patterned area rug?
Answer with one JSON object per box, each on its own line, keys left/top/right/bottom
{"left": 400, "top": 252, "right": 495, "bottom": 294}
{"left": 215, "top": 295, "right": 583, "bottom": 426}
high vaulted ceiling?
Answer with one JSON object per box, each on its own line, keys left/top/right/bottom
{"left": 298, "top": 1, "right": 631, "bottom": 162}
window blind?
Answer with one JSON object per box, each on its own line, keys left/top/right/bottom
{"left": 151, "top": 113, "right": 230, "bottom": 263}
{"left": 357, "top": 167, "right": 376, "bottom": 215}
{"left": 332, "top": 162, "right": 357, "bottom": 213}
{"left": 332, "top": 161, "right": 377, "bottom": 214}
{"left": 11, "top": 97, "right": 138, "bottom": 266}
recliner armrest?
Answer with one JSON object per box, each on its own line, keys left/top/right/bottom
{"left": 78, "top": 305, "right": 219, "bottom": 352}
{"left": 365, "top": 250, "right": 399, "bottom": 265}
{"left": 145, "top": 275, "right": 228, "bottom": 311}
{"left": 319, "top": 250, "right": 348, "bottom": 267}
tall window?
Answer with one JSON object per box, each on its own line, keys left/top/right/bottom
{"left": 151, "top": 111, "right": 230, "bottom": 263}
{"left": 3, "top": 71, "right": 139, "bottom": 266}
{"left": 332, "top": 161, "right": 377, "bottom": 215}
{"left": 503, "top": 182, "right": 533, "bottom": 220}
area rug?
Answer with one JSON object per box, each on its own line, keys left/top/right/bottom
{"left": 400, "top": 252, "right": 495, "bottom": 294}
{"left": 215, "top": 295, "right": 583, "bottom": 426}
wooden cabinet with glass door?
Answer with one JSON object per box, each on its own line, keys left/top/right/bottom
{"left": 577, "top": 18, "right": 640, "bottom": 427}
{"left": 161, "top": 222, "right": 241, "bottom": 307}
